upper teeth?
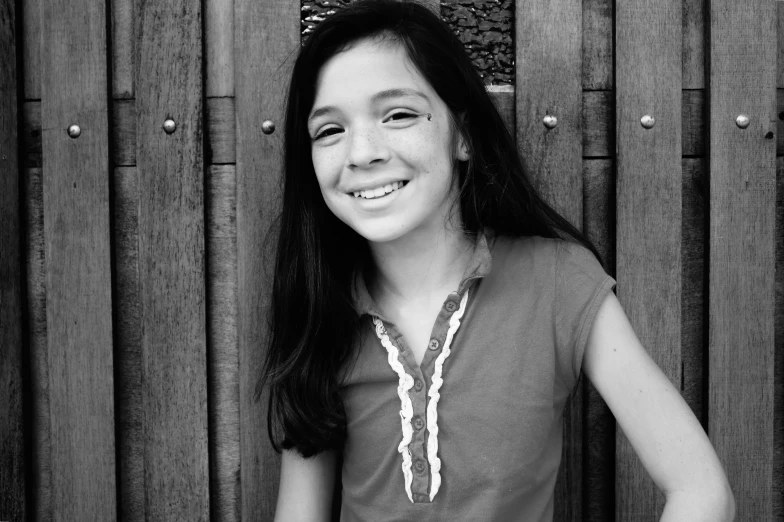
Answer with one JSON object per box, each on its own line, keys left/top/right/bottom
{"left": 352, "top": 181, "right": 406, "bottom": 199}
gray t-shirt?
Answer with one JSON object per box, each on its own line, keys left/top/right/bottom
{"left": 338, "top": 232, "right": 616, "bottom": 521}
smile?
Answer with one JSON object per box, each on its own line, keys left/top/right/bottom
{"left": 351, "top": 180, "right": 408, "bottom": 200}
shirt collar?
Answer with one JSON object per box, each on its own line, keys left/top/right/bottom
{"left": 351, "top": 229, "right": 494, "bottom": 319}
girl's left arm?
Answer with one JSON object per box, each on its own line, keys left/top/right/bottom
{"left": 582, "top": 292, "right": 735, "bottom": 522}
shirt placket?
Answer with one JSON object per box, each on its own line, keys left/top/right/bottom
{"left": 382, "top": 290, "right": 465, "bottom": 503}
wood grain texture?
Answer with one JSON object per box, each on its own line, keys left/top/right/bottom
{"left": 207, "top": 97, "right": 236, "bottom": 165}
{"left": 615, "top": 0, "right": 682, "bottom": 519}
{"left": 207, "top": 165, "right": 240, "bottom": 522}
{"left": 40, "top": 0, "right": 117, "bottom": 516}
{"left": 0, "top": 0, "right": 24, "bottom": 516}
{"left": 778, "top": 3, "right": 783, "bottom": 89}
{"left": 774, "top": 157, "right": 784, "bottom": 521}
{"left": 583, "top": 158, "right": 615, "bottom": 522}
{"left": 582, "top": 0, "right": 612, "bottom": 90}
{"left": 235, "top": 0, "right": 298, "bottom": 517}
{"left": 708, "top": 1, "right": 776, "bottom": 519}
{"left": 135, "top": 0, "right": 209, "bottom": 518}
{"left": 111, "top": 0, "right": 134, "bottom": 98}
{"left": 515, "top": 1, "right": 583, "bottom": 519}
{"left": 21, "top": 0, "right": 40, "bottom": 99}
{"left": 681, "top": 158, "right": 705, "bottom": 425}
{"left": 23, "top": 168, "right": 51, "bottom": 522}
{"left": 683, "top": 0, "right": 705, "bottom": 89}
{"left": 112, "top": 166, "right": 143, "bottom": 522}
{"left": 206, "top": 0, "right": 234, "bottom": 97}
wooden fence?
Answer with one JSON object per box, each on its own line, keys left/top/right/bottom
{"left": 0, "top": 0, "right": 780, "bottom": 520}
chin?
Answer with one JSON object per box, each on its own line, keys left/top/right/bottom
{"left": 345, "top": 220, "right": 412, "bottom": 245}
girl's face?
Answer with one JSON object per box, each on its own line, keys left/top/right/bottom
{"left": 307, "top": 38, "right": 468, "bottom": 244}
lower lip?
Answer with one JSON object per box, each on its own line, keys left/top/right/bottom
{"left": 351, "top": 183, "right": 407, "bottom": 208}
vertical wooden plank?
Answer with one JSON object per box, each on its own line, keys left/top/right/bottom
{"left": 515, "top": 1, "right": 583, "bottom": 520}
{"left": 111, "top": 0, "right": 134, "bottom": 98}
{"left": 583, "top": 159, "right": 615, "bottom": 522}
{"left": 582, "top": 0, "right": 612, "bottom": 91}
{"left": 708, "top": 0, "right": 776, "bottom": 518}
{"left": 112, "top": 166, "right": 143, "bottom": 522}
{"left": 683, "top": 0, "right": 706, "bottom": 89}
{"left": 615, "top": 0, "right": 681, "bottom": 519}
{"left": 21, "top": 0, "right": 40, "bottom": 99}
{"left": 774, "top": 157, "right": 784, "bottom": 522}
{"left": 681, "top": 158, "right": 706, "bottom": 425}
{"left": 206, "top": 0, "right": 234, "bottom": 97}
{"left": 40, "top": 0, "right": 117, "bottom": 517}
{"left": 0, "top": 0, "right": 25, "bottom": 518}
{"left": 136, "top": 0, "right": 209, "bottom": 519}
{"left": 235, "top": 0, "right": 298, "bottom": 518}
{"left": 207, "top": 165, "right": 240, "bottom": 522}
{"left": 23, "top": 167, "right": 51, "bottom": 522}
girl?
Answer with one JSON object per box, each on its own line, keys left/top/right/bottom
{"left": 261, "top": 1, "right": 734, "bottom": 520}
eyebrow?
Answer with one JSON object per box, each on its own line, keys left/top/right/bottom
{"left": 307, "top": 88, "right": 431, "bottom": 125}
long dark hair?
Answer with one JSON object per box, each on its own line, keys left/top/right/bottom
{"left": 260, "top": 0, "right": 603, "bottom": 458}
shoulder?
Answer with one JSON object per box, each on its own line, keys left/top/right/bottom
{"left": 490, "top": 234, "right": 598, "bottom": 278}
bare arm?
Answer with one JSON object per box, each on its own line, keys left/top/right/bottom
{"left": 274, "top": 449, "right": 337, "bottom": 522}
{"left": 582, "top": 293, "right": 735, "bottom": 522}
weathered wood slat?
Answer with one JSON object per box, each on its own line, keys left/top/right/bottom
{"left": 615, "top": 0, "right": 682, "bottom": 519}
{"left": 112, "top": 166, "right": 143, "bottom": 522}
{"left": 235, "top": 0, "right": 298, "bottom": 517}
{"left": 111, "top": 0, "right": 134, "bottom": 98}
{"left": 206, "top": 0, "right": 234, "bottom": 97}
{"left": 681, "top": 158, "right": 706, "bottom": 424}
{"left": 683, "top": 0, "right": 705, "bottom": 89}
{"left": 40, "top": 0, "right": 117, "bottom": 516}
{"left": 21, "top": 0, "right": 40, "bottom": 99}
{"left": 206, "top": 97, "right": 236, "bottom": 165}
{"left": 0, "top": 0, "right": 24, "bottom": 517}
{"left": 774, "top": 157, "right": 784, "bottom": 521}
{"left": 207, "top": 165, "right": 241, "bottom": 522}
{"left": 515, "top": 0, "right": 584, "bottom": 519}
{"left": 22, "top": 168, "right": 51, "bottom": 522}
{"left": 778, "top": 3, "right": 783, "bottom": 89}
{"left": 708, "top": 1, "right": 777, "bottom": 518}
{"left": 135, "top": 0, "right": 209, "bottom": 518}
{"left": 582, "top": 0, "right": 612, "bottom": 90}
{"left": 583, "top": 158, "right": 615, "bottom": 522}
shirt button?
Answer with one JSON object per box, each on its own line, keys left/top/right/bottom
{"left": 414, "top": 459, "right": 427, "bottom": 473}
{"left": 445, "top": 300, "right": 457, "bottom": 312}
{"left": 428, "top": 338, "right": 440, "bottom": 350}
{"left": 414, "top": 378, "right": 424, "bottom": 391}
{"left": 413, "top": 416, "right": 425, "bottom": 430}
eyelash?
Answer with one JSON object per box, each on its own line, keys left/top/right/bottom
{"left": 312, "top": 112, "right": 417, "bottom": 141}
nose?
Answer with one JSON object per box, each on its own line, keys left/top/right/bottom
{"left": 346, "top": 124, "right": 390, "bottom": 168}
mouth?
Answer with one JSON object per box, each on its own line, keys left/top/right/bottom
{"left": 350, "top": 180, "right": 409, "bottom": 200}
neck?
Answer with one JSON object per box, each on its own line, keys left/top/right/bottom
{"left": 367, "top": 222, "right": 474, "bottom": 309}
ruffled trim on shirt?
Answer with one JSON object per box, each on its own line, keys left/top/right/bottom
{"left": 372, "top": 317, "right": 416, "bottom": 502}
{"left": 426, "top": 290, "right": 469, "bottom": 501}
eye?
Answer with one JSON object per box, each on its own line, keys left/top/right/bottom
{"left": 313, "top": 126, "right": 342, "bottom": 141}
{"left": 388, "top": 111, "right": 416, "bottom": 121}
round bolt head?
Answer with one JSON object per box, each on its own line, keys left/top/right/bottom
{"left": 67, "top": 124, "right": 81, "bottom": 138}
{"left": 542, "top": 115, "right": 557, "bottom": 129}
{"left": 163, "top": 119, "right": 176, "bottom": 134}
{"left": 262, "top": 120, "right": 276, "bottom": 135}
{"left": 735, "top": 114, "right": 750, "bottom": 129}
{"left": 640, "top": 115, "right": 655, "bottom": 129}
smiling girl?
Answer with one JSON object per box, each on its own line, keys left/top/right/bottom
{"left": 260, "top": 1, "right": 734, "bottom": 520}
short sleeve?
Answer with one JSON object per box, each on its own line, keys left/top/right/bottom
{"left": 553, "top": 240, "right": 616, "bottom": 390}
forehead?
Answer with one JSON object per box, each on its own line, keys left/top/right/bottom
{"left": 312, "top": 38, "right": 433, "bottom": 106}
